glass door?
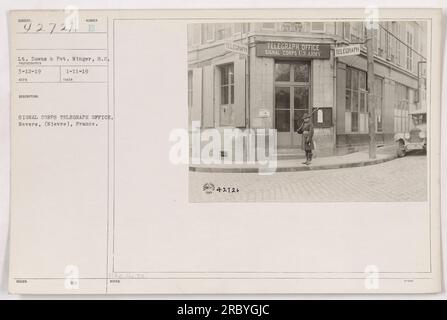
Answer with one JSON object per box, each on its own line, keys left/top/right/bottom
{"left": 274, "top": 61, "right": 311, "bottom": 146}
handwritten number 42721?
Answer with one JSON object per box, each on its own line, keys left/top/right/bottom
{"left": 22, "top": 22, "right": 77, "bottom": 34}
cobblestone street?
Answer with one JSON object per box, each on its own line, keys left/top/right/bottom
{"left": 189, "top": 153, "right": 428, "bottom": 202}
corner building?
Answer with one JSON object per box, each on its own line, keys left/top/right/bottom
{"left": 187, "top": 22, "right": 427, "bottom": 157}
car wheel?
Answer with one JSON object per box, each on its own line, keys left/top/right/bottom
{"left": 397, "top": 140, "right": 406, "bottom": 157}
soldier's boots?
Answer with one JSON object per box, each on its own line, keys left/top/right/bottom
{"left": 302, "top": 153, "right": 310, "bottom": 165}
{"left": 307, "top": 153, "right": 313, "bottom": 165}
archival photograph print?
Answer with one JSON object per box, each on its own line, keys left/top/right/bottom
{"left": 187, "top": 20, "right": 429, "bottom": 202}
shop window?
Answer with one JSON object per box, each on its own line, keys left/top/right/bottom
{"left": 359, "top": 72, "right": 367, "bottom": 113}
{"left": 219, "top": 64, "right": 235, "bottom": 126}
{"left": 351, "top": 112, "right": 359, "bottom": 132}
{"left": 345, "top": 68, "right": 352, "bottom": 111}
{"left": 374, "top": 77, "right": 384, "bottom": 132}
{"left": 394, "top": 83, "right": 411, "bottom": 133}
{"left": 345, "top": 67, "right": 368, "bottom": 133}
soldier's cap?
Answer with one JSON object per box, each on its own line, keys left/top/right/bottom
{"left": 302, "top": 113, "right": 311, "bottom": 119}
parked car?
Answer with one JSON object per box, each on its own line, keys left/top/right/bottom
{"left": 394, "top": 112, "right": 427, "bottom": 157}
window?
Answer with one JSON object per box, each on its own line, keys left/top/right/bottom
{"left": 219, "top": 64, "right": 234, "bottom": 126}
{"left": 378, "top": 23, "right": 386, "bottom": 57}
{"left": 345, "top": 68, "right": 351, "bottom": 111}
{"left": 311, "top": 22, "right": 325, "bottom": 33}
{"left": 274, "top": 61, "right": 310, "bottom": 83}
{"left": 233, "top": 23, "right": 242, "bottom": 35}
{"left": 374, "top": 77, "right": 383, "bottom": 132}
{"left": 385, "top": 22, "right": 391, "bottom": 60}
{"left": 293, "top": 63, "right": 310, "bottom": 82}
{"left": 335, "top": 22, "right": 344, "bottom": 37}
{"left": 390, "top": 22, "right": 398, "bottom": 63}
{"left": 242, "top": 23, "right": 249, "bottom": 34}
{"left": 188, "top": 71, "right": 193, "bottom": 109}
{"left": 396, "top": 23, "right": 402, "bottom": 65}
{"left": 373, "top": 27, "right": 379, "bottom": 53}
{"left": 343, "top": 22, "right": 351, "bottom": 40}
{"left": 275, "top": 63, "right": 290, "bottom": 82}
{"left": 187, "top": 24, "right": 201, "bottom": 46}
{"left": 345, "top": 67, "right": 368, "bottom": 133}
{"left": 215, "top": 23, "right": 231, "bottom": 41}
{"left": 394, "top": 83, "right": 411, "bottom": 133}
{"left": 202, "top": 24, "right": 215, "bottom": 43}
{"left": 406, "top": 26, "right": 414, "bottom": 71}
{"left": 350, "top": 22, "right": 363, "bottom": 42}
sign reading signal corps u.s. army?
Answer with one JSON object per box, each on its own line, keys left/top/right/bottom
{"left": 256, "top": 41, "right": 331, "bottom": 59}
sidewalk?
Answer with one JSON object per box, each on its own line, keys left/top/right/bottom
{"left": 189, "top": 145, "right": 398, "bottom": 173}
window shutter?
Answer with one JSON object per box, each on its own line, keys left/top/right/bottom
{"left": 190, "top": 68, "right": 202, "bottom": 124}
{"left": 233, "top": 59, "right": 246, "bottom": 127}
{"left": 202, "top": 65, "right": 214, "bottom": 127}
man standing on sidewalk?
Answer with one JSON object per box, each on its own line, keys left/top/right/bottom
{"left": 297, "top": 113, "right": 315, "bottom": 165}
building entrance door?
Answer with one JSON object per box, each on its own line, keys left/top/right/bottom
{"left": 274, "top": 60, "right": 311, "bottom": 147}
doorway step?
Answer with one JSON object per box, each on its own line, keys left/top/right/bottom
{"left": 273, "top": 148, "right": 306, "bottom": 160}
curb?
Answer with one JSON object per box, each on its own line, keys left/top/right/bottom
{"left": 189, "top": 153, "right": 398, "bottom": 173}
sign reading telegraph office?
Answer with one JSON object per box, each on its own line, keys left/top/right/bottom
{"left": 256, "top": 41, "right": 331, "bottom": 59}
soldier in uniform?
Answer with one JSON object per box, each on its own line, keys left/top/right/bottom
{"left": 297, "top": 112, "right": 314, "bottom": 165}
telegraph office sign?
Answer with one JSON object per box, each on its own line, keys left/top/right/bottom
{"left": 256, "top": 41, "right": 330, "bottom": 59}
{"left": 334, "top": 44, "right": 361, "bottom": 57}
{"left": 224, "top": 41, "right": 248, "bottom": 55}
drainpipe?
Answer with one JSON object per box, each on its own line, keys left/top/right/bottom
{"left": 246, "top": 31, "right": 251, "bottom": 129}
